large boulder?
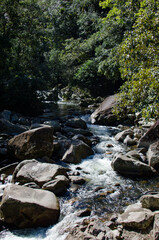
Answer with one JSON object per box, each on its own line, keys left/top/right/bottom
{"left": 12, "top": 159, "right": 68, "bottom": 187}
{"left": 8, "top": 126, "right": 54, "bottom": 160}
{"left": 0, "top": 184, "right": 60, "bottom": 228}
{"left": 147, "top": 141, "right": 159, "bottom": 171}
{"left": 65, "top": 118, "right": 87, "bottom": 129}
{"left": 62, "top": 141, "right": 94, "bottom": 164}
{"left": 0, "top": 119, "right": 27, "bottom": 135}
{"left": 140, "top": 193, "right": 159, "bottom": 211}
{"left": 90, "top": 95, "right": 117, "bottom": 125}
{"left": 111, "top": 153, "right": 157, "bottom": 177}
{"left": 138, "top": 120, "right": 159, "bottom": 149}
{"left": 117, "top": 203, "right": 154, "bottom": 230}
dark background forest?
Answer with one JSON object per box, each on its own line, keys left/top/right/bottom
{"left": 0, "top": 0, "right": 158, "bottom": 119}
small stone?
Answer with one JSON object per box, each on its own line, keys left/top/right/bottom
{"left": 69, "top": 176, "right": 86, "bottom": 185}
{"left": 77, "top": 208, "right": 91, "bottom": 217}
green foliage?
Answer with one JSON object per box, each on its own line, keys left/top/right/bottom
{"left": 111, "top": 0, "right": 159, "bottom": 120}
{"left": 0, "top": 0, "right": 51, "bottom": 114}
{"left": 113, "top": 69, "right": 159, "bottom": 120}
{"left": 0, "top": 0, "right": 158, "bottom": 120}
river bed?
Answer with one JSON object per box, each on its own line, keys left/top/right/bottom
{"left": 0, "top": 102, "right": 158, "bottom": 240}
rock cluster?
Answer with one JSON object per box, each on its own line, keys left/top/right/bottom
{"left": 112, "top": 120, "right": 159, "bottom": 178}
{"left": 0, "top": 110, "right": 94, "bottom": 229}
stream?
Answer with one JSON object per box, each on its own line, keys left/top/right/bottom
{"left": 0, "top": 101, "right": 159, "bottom": 240}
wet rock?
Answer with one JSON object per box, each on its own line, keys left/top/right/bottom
{"left": 62, "top": 140, "right": 94, "bottom": 164}
{"left": 0, "top": 119, "right": 27, "bottom": 135}
{"left": 115, "top": 129, "right": 133, "bottom": 142}
{"left": 12, "top": 159, "right": 68, "bottom": 186}
{"left": 69, "top": 176, "right": 86, "bottom": 185}
{"left": 138, "top": 120, "right": 159, "bottom": 149}
{"left": 63, "top": 127, "right": 93, "bottom": 136}
{"left": 8, "top": 126, "right": 54, "bottom": 160}
{"left": 124, "top": 135, "right": 137, "bottom": 146}
{"left": 91, "top": 95, "right": 117, "bottom": 125}
{"left": 105, "top": 229, "right": 121, "bottom": 239}
{"left": 106, "top": 143, "right": 114, "bottom": 148}
{"left": 126, "top": 150, "right": 143, "bottom": 161}
{"left": 0, "top": 148, "right": 7, "bottom": 156}
{"left": 43, "top": 120, "right": 61, "bottom": 132}
{"left": 0, "top": 184, "right": 60, "bottom": 228}
{"left": 23, "top": 182, "right": 40, "bottom": 189}
{"left": 111, "top": 153, "right": 157, "bottom": 177}
{"left": 147, "top": 141, "right": 159, "bottom": 171}
{"left": 65, "top": 118, "right": 87, "bottom": 129}
{"left": 153, "top": 213, "right": 159, "bottom": 240}
{"left": 140, "top": 193, "right": 159, "bottom": 211}
{"left": 0, "top": 110, "right": 11, "bottom": 122}
{"left": 0, "top": 162, "right": 18, "bottom": 176}
{"left": 53, "top": 138, "right": 72, "bottom": 158}
{"left": 77, "top": 208, "right": 91, "bottom": 217}
{"left": 72, "top": 134, "right": 92, "bottom": 147}
{"left": 42, "top": 175, "right": 70, "bottom": 195}
{"left": 117, "top": 203, "right": 154, "bottom": 230}
{"left": 30, "top": 123, "right": 48, "bottom": 129}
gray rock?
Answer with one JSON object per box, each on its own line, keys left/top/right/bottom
{"left": 115, "top": 129, "right": 133, "bottom": 142}
{"left": 63, "top": 127, "right": 92, "bottom": 136}
{"left": 43, "top": 120, "right": 61, "bottom": 132}
{"left": 42, "top": 175, "right": 70, "bottom": 195}
{"left": 140, "top": 194, "right": 159, "bottom": 210}
{"left": 69, "top": 176, "right": 86, "bottom": 184}
{"left": 111, "top": 153, "right": 157, "bottom": 177}
{"left": 23, "top": 182, "right": 40, "bottom": 189}
{"left": 72, "top": 134, "right": 92, "bottom": 146}
{"left": 138, "top": 120, "right": 159, "bottom": 149}
{"left": 117, "top": 203, "right": 154, "bottom": 230}
{"left": 77, "top": 208, "right": 91, "bottom": 217}
{"left": 105, "top": 229, "right": 121, "bottom": 240}
{"left": 0, "top": 119, "right": 27, "bottom": 135}
{"left": 53, "top": 138, "right": 72, "bottom": 158}
{"left": 65, "top": 118, "right": 87, "bottom": 129}
{"left": 91, "top": 95, "right": 117, "bottom": 125}
{"left": 126, "top": 150, "right": 143, "bottom": 161}
{"left": 12, "top": 159, "right": 68, "bottom": 186}
{"left": 153, "top": 213, "right": 159, "bottom": 240}
{"left": 0, "top": 184, "right": 60, "bottom": 228}
{"left": 62, "top": 140, "right": 94, "bottom": 164}
{"left": 124, "top": 135, "right": 137, "bottom": 146}
{"left": 147, "top": 141, "right": 159, "bottom": 171}
{"left": 8, "top": 126, "right": 54, "bottom": 160}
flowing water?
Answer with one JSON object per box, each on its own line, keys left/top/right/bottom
{"left": 0, "top": 102, "right": 159, "bottom": 240}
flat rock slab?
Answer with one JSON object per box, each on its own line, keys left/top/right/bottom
{"left": 12, "top": 159, "right": 68, "bottom": 186}
{"left": 118, "top": 207, "right": 154, "bottom": 230}
{"left": 0, "top": 184, "right": 60, "bottom": 228}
